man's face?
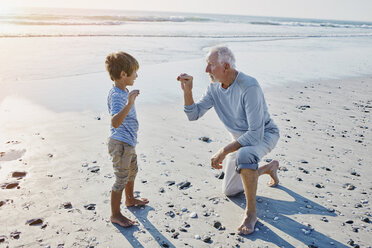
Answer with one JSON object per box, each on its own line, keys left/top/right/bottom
{"left": 205, "top": 52, "right": 223, "bottom": 83}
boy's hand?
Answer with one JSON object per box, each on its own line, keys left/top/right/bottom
{"left": 177, "top": 73, "right": 193, "bottom": 92}
{"left": 127, "top": 90, "right": 140, "bottom": 105}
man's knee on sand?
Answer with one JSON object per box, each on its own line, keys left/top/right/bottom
{"left": 222, "top": 185, "right": 244, "bottom": 196}
{"left": 222, "top": 177, "right": 244, "bottom": 196}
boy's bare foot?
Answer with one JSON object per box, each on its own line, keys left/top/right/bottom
{"left": 125, "top": 197, "right": 149, "bottom": 207}
{"left": 238, "top": 212, "right": 257, "bottom": 235}
{"left": 110, "top": 213, "right": 136, "bottom": 227}
{"left": 267, "top": 160, "right": 279, "bottom": 187}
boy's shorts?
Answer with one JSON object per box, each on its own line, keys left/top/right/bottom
{"left": 108, "top": 138, "right": 138, "bottom": 192}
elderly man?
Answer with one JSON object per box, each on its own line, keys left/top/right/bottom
{"left": 177, "top": 46, "right": 280, "bottom": 235}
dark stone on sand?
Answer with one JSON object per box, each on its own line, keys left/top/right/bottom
{"left": 179, "top": 227, "right": 187, "bottom": 232}
{"left": 171, "top": 232, "right": 179, "bottom": 239}
{"left": 213, "top": 220, "right": 225, "bottom": 230}
{"left": 10, "top": 231, "right": 20, "bottom": 239}
{"left": 168, "top": 204, "right": 174, "bottom": 208}
{"left": 202, "top": 235, "right": 211, "bottom": 243}
{"left": 63, "top": 202, "right": 72, "bottom": 209}
{"left": 12, "top": 171, "right": 27, "bottom": 178}
{"left": 297, "top": 105, "right": 311, "bottom": 110}
{"left": 354, "top": 203, "right": 362, "bottom": 208}
{"left": 280, "top": 166, "right": 288, "bottom": 171}
{"left": 315, "top": 183, "right": 324, "bottom": 189}
{"left": 213, "top": 221, "right": 222, "bottom": 229}
{"left": 345, "top": 220, "right": 354, "bottom": 224}
{"left": 177, "top": 181, "right": 191, "bottom": 190}
{"left": 361, "top": 217, "right": 370, "bottom": 223}
{"left": 352, "top": 227, "right": 359, "bottom": 233}
{"left": 166, "top": 181, "right": 175, "bottom": 186}
{"left": 300, "top": 160, "right": 308, "bottom": 164}
{"left": 159, "top": 187, "right": 165, "bottom": 193}
{"left": 88, "top": 166, "right": 100, "bottom": 173}
{"left": 161, "top": 242, "right": 169, "bottom": 248}
{"left": 343, "top": 183, "right": 356, "bottom": 190}
{"left": 296, "top": 178, "right": 303, "bottom": 181}
{"left": 96, "top": 117, "right": 101, "bottom": 120}
{"left": 299, "top": 167, "right": 310, "bottom": 174}
{"left": 321, "top": 217, "right": 328, "bottom": 222}
{"left": 141, "top": 180, "right": 147, "bottom": 183}
{"left": 0, "top": 235, "right": 6, "bottom": 243}
{"left": 165, "top": 211, "right": 175, "bottom": 218}
{"left": 216, "top": 171, "right": 225, "bottom": 179}
{"left": 350, "top": 171, "right": 360, "bottom": 176}
{"left": 84, "top": 204, "right": 96, "bottom": 210}
{"left": 327, "top": 208, "right": 335, "bottom": 213}
{"left": 1, "top": 182, "right": 19, "bottom": 189}
{"left": 26, "top": 218, "right": 43, "bottom": 226}
{"left": 199, "top": 137, "right": 211, "bottom": 143}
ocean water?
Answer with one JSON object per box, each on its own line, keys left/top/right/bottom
{"left": 1, "top": 7, "right": 372, "bottom": 112}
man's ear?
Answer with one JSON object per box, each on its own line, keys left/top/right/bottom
{"left": 120, "top": 71, "right": 127, "bottom": 78}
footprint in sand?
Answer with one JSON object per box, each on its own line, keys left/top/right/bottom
{"left": 0, "top": 149, "right": 26, "bottom": 162}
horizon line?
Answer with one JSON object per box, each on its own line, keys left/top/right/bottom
{"left": 7, "top": 6, "right": 372, "bottom": 24}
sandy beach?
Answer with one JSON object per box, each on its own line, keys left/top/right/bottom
{"left": 1, "top": 74, "right": 371, "bottom": 247}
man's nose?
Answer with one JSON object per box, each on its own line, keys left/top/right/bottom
{"left": 205, "top": 65, "right": 210, "bottom": 73}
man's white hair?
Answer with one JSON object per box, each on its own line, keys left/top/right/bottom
{"left": 207, "top": 45, "right": 236, "bottom": 69}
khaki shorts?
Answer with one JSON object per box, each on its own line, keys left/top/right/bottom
{"left": 108, "top": 138, "right": 138, "bottom": 192}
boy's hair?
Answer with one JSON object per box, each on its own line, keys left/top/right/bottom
{"left": 105, "top": 51, "right": 139, "bottom": 81}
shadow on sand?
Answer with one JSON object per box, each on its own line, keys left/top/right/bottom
{"left": 113, "top": 206, "right": 175, "bottom": 248}
{"left": 229, "top": 185, "right": 348, "bottom": 248}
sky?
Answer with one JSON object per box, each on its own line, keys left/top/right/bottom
{"left": 2, "top": 0, "right": 372, "bottom": 22}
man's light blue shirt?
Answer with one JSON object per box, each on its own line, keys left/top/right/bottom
{"left": 184, "top": 72, "right": 279, "bottom": 146}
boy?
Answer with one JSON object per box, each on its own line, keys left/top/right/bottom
{"left": 105, "top": 51, "right": 149, "bottom": 227}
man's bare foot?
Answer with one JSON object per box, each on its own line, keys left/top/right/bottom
{"left": 125, "top": 197, "right": 149, "bottom": 207}
{"left": 110, "top": 213, "right": 136, "bottom": 227}
{"left": 267, "top": 160, "right": 279, "bottom": 187}
{"left": 238, "top": 212, "right": 257, "bottom": 235}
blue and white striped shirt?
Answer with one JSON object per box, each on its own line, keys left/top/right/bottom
{"left": 107, "top": 86, "right": 138, "bottom": 146}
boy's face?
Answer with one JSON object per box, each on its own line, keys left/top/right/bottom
{"left": 122, "top": 70, "right": 138, "bottom": 86}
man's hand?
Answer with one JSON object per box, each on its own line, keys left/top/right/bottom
{"left": 177, "top": 73, "right": 193, "bottom": 92}
{"left": 128, "top": 90, "right": 140, "bottom": 105}
{"left": 211, "top": 149, "right": 226, "bottom": 169}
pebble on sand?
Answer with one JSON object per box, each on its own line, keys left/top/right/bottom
{"left": 12, "top": 171, "right": 27, "bottom": 179}
{"left": 189, "top": 212, "right": 198, "bottom": 218}
{"left": 177, "top": 181, "right": 191, "bottom": 190}
{"left": 25, "top": 218, "right": 43, "bottom": 226}
{"left": 84, "top": 204, "right": 96, "bottom": 210}
{"left": 0, "top": 235, "right": 7, "bottom": 243}
{"left": 62, "top": 202, "right": 72, "bottom": 209}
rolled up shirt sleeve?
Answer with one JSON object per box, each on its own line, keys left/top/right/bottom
{"left": 237, "top": 86, "right": 265, "bottom": 146}
{"left": 184, "top": 85, "right": 214, "bottom": 121}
